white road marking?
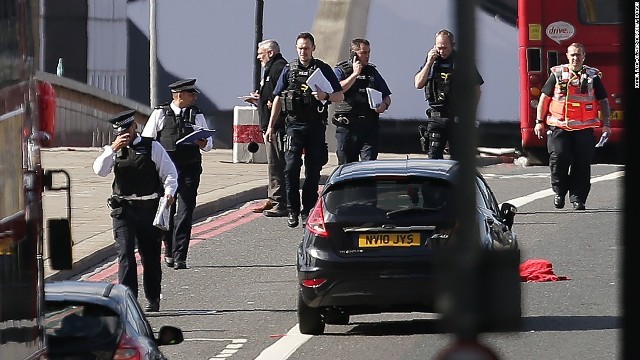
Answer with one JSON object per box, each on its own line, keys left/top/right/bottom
{"left": 506, "top": 171, "right": 624, "bottom": 208}
{"left": 254, "top": 325, "right": 312, "bottom": 360}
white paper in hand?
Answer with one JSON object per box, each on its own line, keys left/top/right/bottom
{"left": 366, "top": 88, "right": 383, "bottom": 110}
{"left": 595, "top": 133, "right": 609, "bottom": 148}
{"left": 153, "top": 197, "right": 171, "bottom": 231}
{"left": 306, "top": 68, "right": 332, "bottom": 104}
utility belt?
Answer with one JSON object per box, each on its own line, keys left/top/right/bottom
{"left": 108, "top": 194, "right": 159, "bottom": 210}
{"left": 332, "top": 114, "right": 368, "bottom": 126}
{"left": 282, "top": 90, "right": 326, "bottom": 115}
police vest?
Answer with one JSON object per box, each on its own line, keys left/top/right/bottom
{"left": 155, "top": 104, "right": 202, "bottom": 166}
{"left": 333, "top": 60, "right": 377, "bottom": 117}
{"left": 281, "top": 59, "right": 328, "bottom": 122}
{"left": 546, "top": 65, "right": 601, "bottom": 130}
{"left": 425, "top": 57, "right": 454, "bottom": 108}
{"left": 112, "top": 137, "right": 161, "bottom": 197}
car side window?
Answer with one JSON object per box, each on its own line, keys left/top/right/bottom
{"left": 124, "top": 294, "right": 152, "bottom": 337}
{"left": 475, "top": 175, "right": 499, "bottom": 214}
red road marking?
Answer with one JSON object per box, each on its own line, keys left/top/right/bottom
{"left": 86, "top": 204, "right": 263, "bottom": 282}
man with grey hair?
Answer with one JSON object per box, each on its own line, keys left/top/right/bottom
{"left": 246, "top": 39, "right": 288, "bottom": 217}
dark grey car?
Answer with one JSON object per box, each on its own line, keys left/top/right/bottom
{"left": 296, "top": 159, "right": 518, "bottom": 335}
{"left": 45, "top": 281, "right": 183, "bottom": 360}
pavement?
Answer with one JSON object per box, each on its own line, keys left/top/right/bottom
{"left": 42, "top": 147, "right": 513, "bottom": 281}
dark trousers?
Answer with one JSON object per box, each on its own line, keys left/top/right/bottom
{"left": 162, "top": 163, "right": 202, "bottom": 263}
{"left": 547, "top": 127, "right": 595, "bottom": 203}
{"left": 112, "top": 202, "right": 161, "bottom": 302}
{"left": 335, "top": 120, "right": 379, "bottom": 165}
{"left": 266, "top": 128, "right": 287, "bottom": 210}
{"left": 285, "top": 122, "right": 328, "bottom": 215}
{"left": 426, "top": 117, "right": 456, "bottom": 160}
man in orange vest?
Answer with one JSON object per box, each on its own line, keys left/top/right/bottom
{"left": 534, "top": 43, "right": 611, "bottom": 211}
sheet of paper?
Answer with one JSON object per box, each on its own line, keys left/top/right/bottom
{"left": 176, "top": 128, "right": 216, "bottom": 145}
{"left": 306, "top": 68, "right": 332, "bottom": 104}
{"left": 595, "top": 133, "right": 609, "bottom": 148}
{"left": 366, "top": 88, "right": 383, "bottom": 110}
{"left": 153, "top": 197, "right": 170, "bottom": 231}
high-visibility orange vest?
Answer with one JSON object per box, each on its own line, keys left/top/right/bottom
{"left": 546, "top": 64, "right": 601, "bottom": 130}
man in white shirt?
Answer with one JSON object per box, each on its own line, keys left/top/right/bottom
{"left": 93, "top": 109, "right": 177, "bottom": 312}
{"left": 142, "top": 79, "right": 213, "bottom": 270}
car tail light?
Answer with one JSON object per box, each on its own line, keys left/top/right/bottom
{"left": 302, "top": 278, "right": 327, "bottom": 287}
{"left": 306, "top": 198, "right": 328, "bottom": 237}
{"left": 113, "top": 332, "right": 142, "bottom": 360}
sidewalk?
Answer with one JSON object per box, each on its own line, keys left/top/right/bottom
{"left": 42, "top": 147, "right": 511, "bottom": 280}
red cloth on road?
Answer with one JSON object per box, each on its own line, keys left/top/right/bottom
{"left": 519, "top": 258, "right": 570, "bottom": 282}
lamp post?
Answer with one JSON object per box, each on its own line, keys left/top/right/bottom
{"left": 253, "top": 0, "right": 264, "bottom": 91}
{"left": 150, "top": 0, "right": 158, "bottom": 107}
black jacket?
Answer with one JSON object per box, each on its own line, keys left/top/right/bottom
{"left": 258, "top": 52, "right": 287, "bottom": 132}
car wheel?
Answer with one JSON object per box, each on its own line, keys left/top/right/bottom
{"left": 297, "top": 293, "right": 325, "bottom": 335}
{"left": 325, "top": 310, "right": 349, "bottom": 325}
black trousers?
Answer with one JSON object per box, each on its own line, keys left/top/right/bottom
{"left": 112, "top": 202, "right": 161, "bottom": 302}
{"left": 285, "top": 122, "right": 328, "bottom": 215}
{"left": 334, "top": 119, "right": 379, "bottom": 165}
{"left": 162, "top": 163, "right": 202, "bottom": 263}
{"left": 547, "top": 127, "right": 595, "bottom": 203}
{"left": 426, "top": 117, "right": 456, "bottom": 160}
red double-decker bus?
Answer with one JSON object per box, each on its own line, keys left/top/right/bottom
{"left": 518, "top": 0, "right": 622, "bottom": 165}
{"left": 1, "top": 0, "right": 72, "bottom": 358}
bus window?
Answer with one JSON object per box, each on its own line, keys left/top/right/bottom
{"left": 526, "top": 48, "right": 541, "bottom": 72}
{"left": 547, "top": 51, "right": 559, "bottom": 69}
{"left": 578, "top": 0, "right": 621, "bottom": 24}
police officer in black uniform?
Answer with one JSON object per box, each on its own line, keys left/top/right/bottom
{"left": 141, "top": 79, "right": 214, "bottom": 270}
{"left": 265, "top": 32, "right": 343, "bottom": 228}
{"left": 93, "top": 110, "right": 178, "bottom": 312}
{"left": 333, "top": 38, "right": 392, "bottom": 164}
{"left": 414, "top": 29, "right": 484, "bottom": 159}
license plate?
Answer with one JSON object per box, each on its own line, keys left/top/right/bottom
{"left": 358, "top": 233, "right": 421, "bottom": 248}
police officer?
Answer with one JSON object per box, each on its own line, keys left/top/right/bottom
{"left": 141, "top": 79, "right": 214, "bottom": 269}
{"left": 333, "top": 38, "right": 392, "bottom": 164}
{"left": 414, "top": 29, "right": 484, "bottom": 159}
{"left": 534, "top": 43, "right": 611, "bottom": 211}
{"left": 265, "top": 32, "right": 344, "bottom": 228}
{"left": 245, "top": 39, "right": 289, "bottom": 217}
{"left": 93, "top": 110, "right": 178, "bottom": 312}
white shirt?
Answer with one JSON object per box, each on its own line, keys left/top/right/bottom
{"left": 92, "top": 135, "right": 178, "bottom": 196}
{"left": 141, "top": 102, "right": 213, "bottom": 151}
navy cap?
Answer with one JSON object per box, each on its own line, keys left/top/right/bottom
{"left": 169, "top": 78, "right": 199, "bottom": 93}
{"left": 108, "top": 110, "right": 136, "bottom": 132}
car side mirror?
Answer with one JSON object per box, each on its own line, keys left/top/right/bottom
{"left": 48, "top": 218, "right": 72, "bottom": 270}
{"left": 156, "top": 325, "right": 184, "bottom": 346}
{"left": 499, "top": 202, "right": 517, "bottom": 230}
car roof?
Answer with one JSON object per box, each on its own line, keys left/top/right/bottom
{"left": 45, "top": 281, "right": 130, "bottom": 313}
{"left": 325, "top": 159, "right": 460, "bottom": 186}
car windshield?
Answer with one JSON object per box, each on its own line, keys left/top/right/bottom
{"left": 324, "top": 177, "right": 451, "bottom": 216}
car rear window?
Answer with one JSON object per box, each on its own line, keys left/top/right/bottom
{"left": 45, "top": 302, "right": 119, "bottom": 348}
{"left": 324, "top": 177, "right": 451, "bottom": 214}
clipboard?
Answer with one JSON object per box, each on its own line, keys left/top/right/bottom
{"left": 176, "top": 128, "right": 216, "bottom": 145}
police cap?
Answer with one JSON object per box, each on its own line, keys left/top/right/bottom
{"left": 169, "top": 78, "right": 200, "bottom": 93}
{"left": 107, "top": 110, "right": 136, "bottom": 133}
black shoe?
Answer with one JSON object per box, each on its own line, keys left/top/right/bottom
{"left": 164, "top": 256, "right": 174, "bottom": 268}
{"left": 174, "top": 261, "right": 187, "bottom": 270}
{"left": 554, "top": 195, "right": 565, "bottom": 209}
{"left": 572, "top": 201, "right": 586, "bottom": 211}
{"left": 301, "top": 213, "right": 309, "bottom": 226}
{"left": 263, "top": 208, "right": 288, "bottom": 217}
{"left": 287, "top": 213, "right": 299, "bottom": 228}
{"left": 145, "top": 299, "right": 160, "bottom": 312}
